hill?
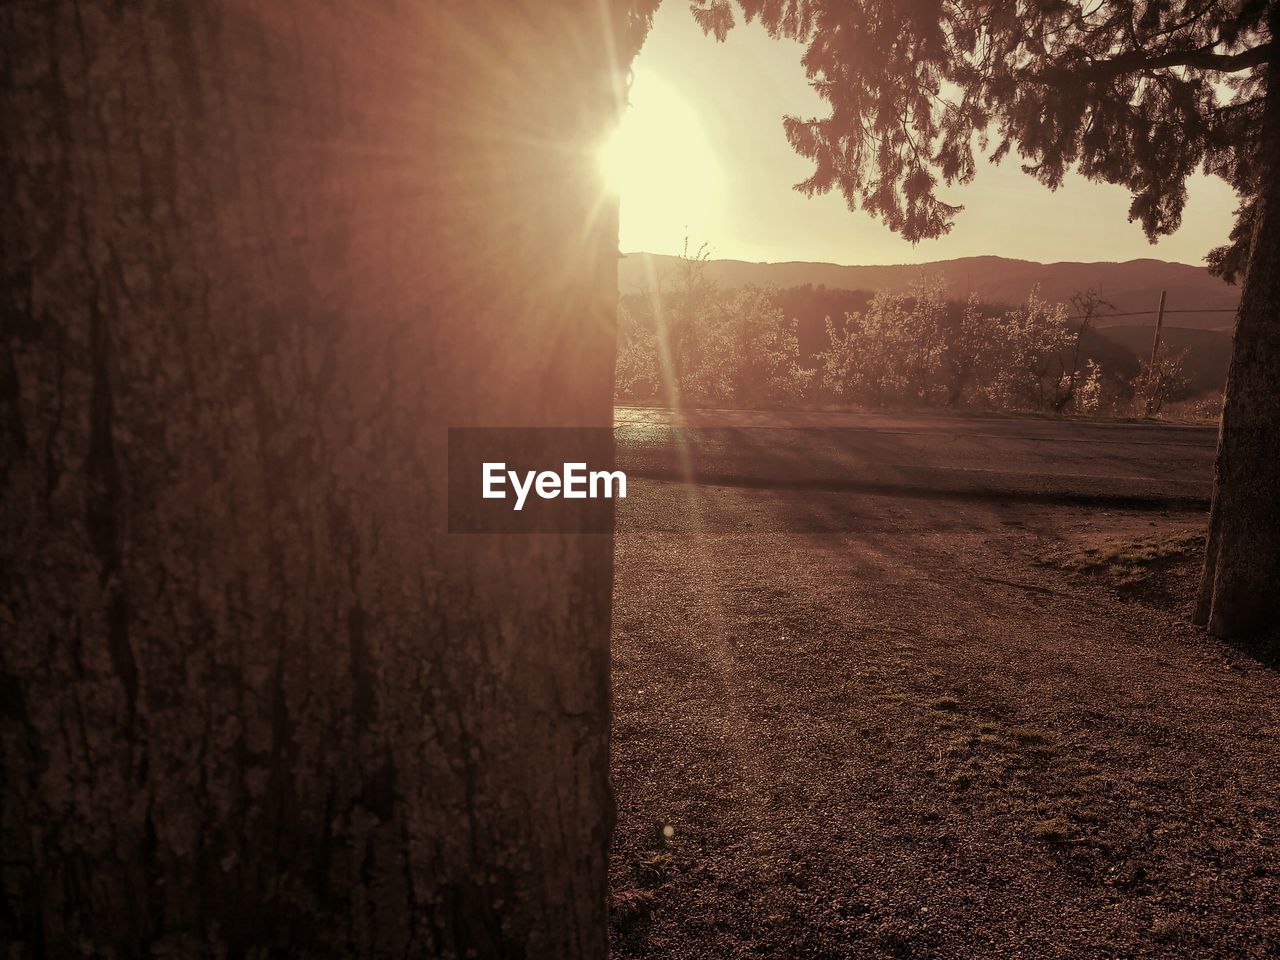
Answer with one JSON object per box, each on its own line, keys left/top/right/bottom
{"left": 619, "top": 252, "right": 1240, "bottom": 331}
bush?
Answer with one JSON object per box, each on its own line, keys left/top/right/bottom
{"left": 615, "top": 250, "right": 811, "bottom": 406}
{"left": 1133, "top": 349, "right": 1192, "bottom": 417}
{"left": 984, "top": 287, "right": 1074, "bottom": 410}
{"left": 616, "top": 264, "right": 1159, "bottom": 423}
{"left": 818, "top": 278, "right": 947, "bottom": 406}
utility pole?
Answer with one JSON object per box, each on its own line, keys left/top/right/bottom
{"left": 1149, "top": 289, "right": 1167, "bottom": 367}
{"left": 1145, "top": 290, "right": 1167, "bottom": 417}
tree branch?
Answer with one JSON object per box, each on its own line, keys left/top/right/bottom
{"left": 1033, "top": 40, "right": 1273, "bottom": 84}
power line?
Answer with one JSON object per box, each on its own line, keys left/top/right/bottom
{"left": 1064, "top": 308, "right": 1236, "bottom": 321}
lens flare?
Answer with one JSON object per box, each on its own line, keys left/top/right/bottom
{"left": 598, "top": 67, "right": 723, "bottom": 253}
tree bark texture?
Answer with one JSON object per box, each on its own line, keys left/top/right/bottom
{"left": 1, "top": 2, "right": 626, "bottom": 956}
{"left": 1196, "top": 35, "right": 1280, "bottom": 642}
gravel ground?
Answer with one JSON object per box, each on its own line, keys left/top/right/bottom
{"left": 609, "top": 481, "right": 1280, "bottom": 958}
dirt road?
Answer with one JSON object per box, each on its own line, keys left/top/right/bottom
{"left": 614, "top": 404, "right": 1217, "bottom": 508}
{"left": 609, "top": 410, "right": 1279, "bottom": 958}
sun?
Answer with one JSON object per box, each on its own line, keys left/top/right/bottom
{"left": 598, "top": 67, "right": 723, "bottom": 253}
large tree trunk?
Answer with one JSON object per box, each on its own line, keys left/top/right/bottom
{"left": 1195, "top": 45, "right": 1280, "bottom": 641}
{"left": 1, "top": 2, "right": 631, "bottom": 956}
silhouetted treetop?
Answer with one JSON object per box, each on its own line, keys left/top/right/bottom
{"left": 624, "top": 0, "right": 664, "bottom": 58}
{"left": 690, "top": 0, "right": 1272, "bottom": 266}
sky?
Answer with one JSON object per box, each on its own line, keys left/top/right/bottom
{"left": 612, "top": 3, "right": 1239, "bottom": 268}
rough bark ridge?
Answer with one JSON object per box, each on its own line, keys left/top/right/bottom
{"left": 1195, "top": 22, "right": 1280, "bottom": 642}
{"left": 1, "top": 2, "right": 626, "bottom": 956}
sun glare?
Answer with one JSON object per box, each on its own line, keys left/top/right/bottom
{"left": 599, "top": 68, "right": 723, "bottom": 253}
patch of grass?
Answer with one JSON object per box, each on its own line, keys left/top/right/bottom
{"left": 1054, "top": 532, "right": 1202, "bottom": 576}
{"left": 1032, "top": 817, "right": 1075, "bottom": 847}
{"left": 633, "top": 851, "right": 673, "bottom": 886}
{"left": 1071, "top": 773, "right": 1118, "bottom": 795}
{"left": 612, "top": 886, "right": 657, "bottom": 917}
{"left": 1010, "top": 727, "right": 1052, "bottom": 746}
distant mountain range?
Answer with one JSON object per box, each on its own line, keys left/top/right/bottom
{"left": 619, "top": 252, "right": 1240, "bottom": 332}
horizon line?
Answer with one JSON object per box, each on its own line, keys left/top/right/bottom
{"left": 619, "top": 251, "right": 1212, "bottom": 271}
